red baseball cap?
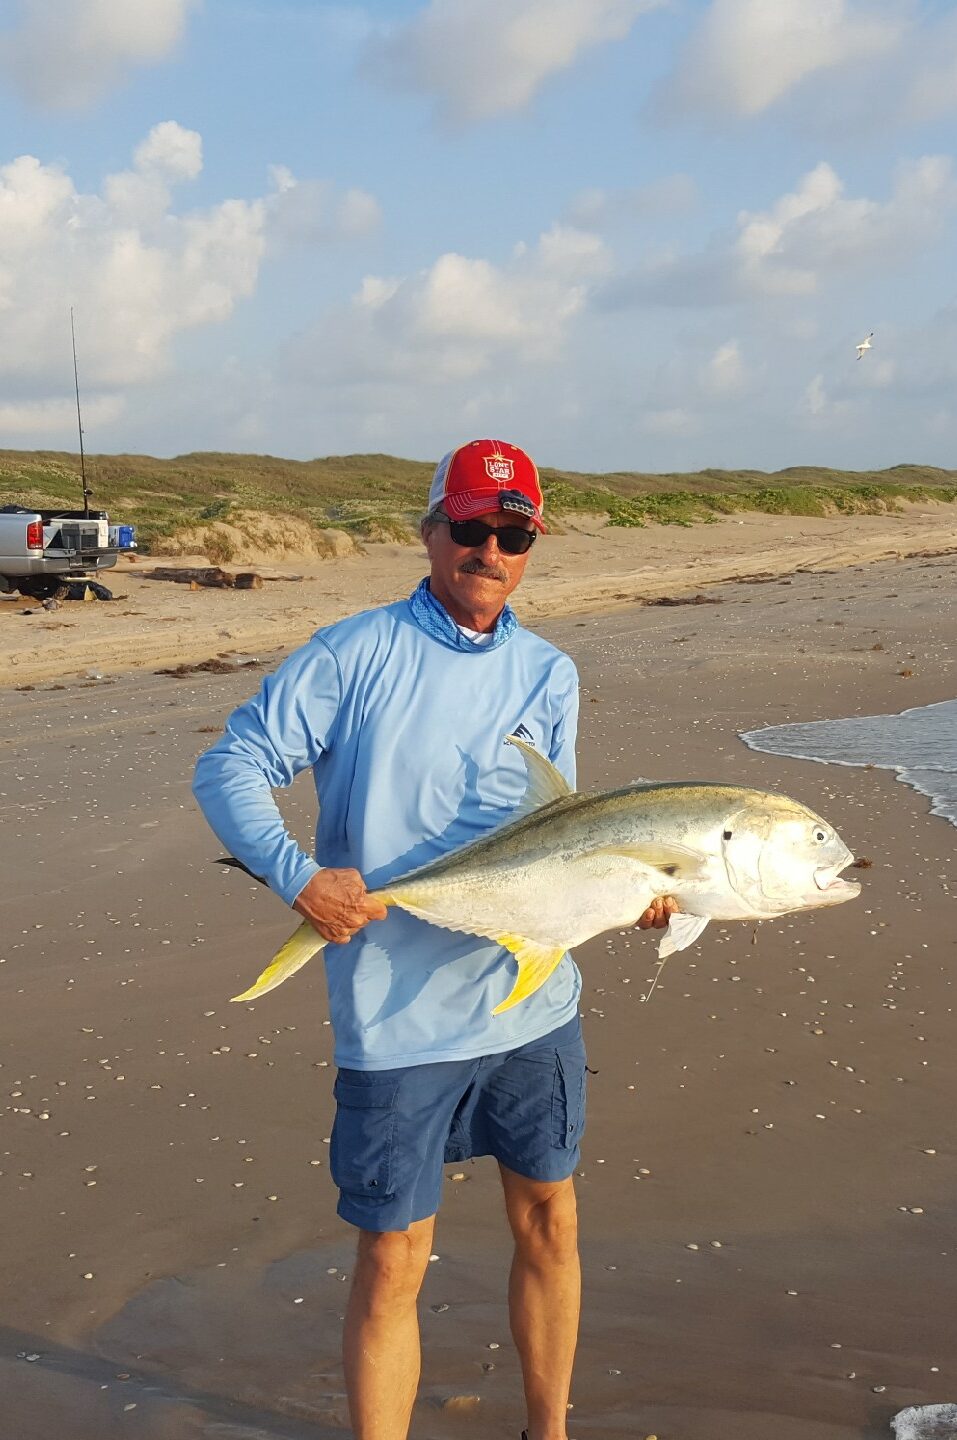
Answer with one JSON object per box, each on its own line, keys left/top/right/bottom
{"left": 427, "top": 439, "right": 546, "bottom": 532}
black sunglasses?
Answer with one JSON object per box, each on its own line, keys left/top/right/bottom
{"left": 437, "top": 516, "right": 537, "bottom": 556}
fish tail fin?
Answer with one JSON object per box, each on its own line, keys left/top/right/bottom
{"left": 230, "top": 921, "right": 326, "bottom": 1003}
{"left": 491, "top": 936, "right": 568, "bottom": 1015}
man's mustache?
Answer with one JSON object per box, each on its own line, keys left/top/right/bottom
{"left": 460, "top": 558, "right": 508, "bottom": 582}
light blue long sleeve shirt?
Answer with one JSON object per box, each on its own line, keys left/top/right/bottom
{"left": 192, "top": 588, "right": 581, "bottom": 1068}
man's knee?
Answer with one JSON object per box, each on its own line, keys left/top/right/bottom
{"left": 353, "top": 1223, "right": 434, "bottom": 1313}
{"left": 508, "top": 1179, "right": 579, "bottom": 1266}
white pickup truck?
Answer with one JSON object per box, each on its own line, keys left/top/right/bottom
{"left": 0, "top": 505, "right": 136, "bottom": 600}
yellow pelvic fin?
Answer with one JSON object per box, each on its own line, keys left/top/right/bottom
{"left": 230, "top": 921, "right": 326, "bottom": 1003}
{"left": 491, "top": 934, "right": 568, "bottom": 1016}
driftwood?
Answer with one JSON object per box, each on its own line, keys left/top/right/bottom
{"left": 145, "top": 566, "right": 232, "bottom": 587}
{"left": 645, "top": 593, "right": 723, "bottom": 607}
{"left": 143, "top": 567, "right": 263, "bottom": 590}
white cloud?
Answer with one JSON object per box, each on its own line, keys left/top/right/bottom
{"left": 800, "top": 369, "right": 859, "bottom": 426}
{"left": 0, "top": 394, "right": 124, "bottom": 434}
{"left": 640, "top": 407, "right": 699, "bottom": 436}
{"left": 0, "top": 124, "right": 380, "bottom": 447}
{"left": 736, "top": 157, "right": 956, "bottom": 294}
{"left": 666, "top": 0, "right": 903, "bottom": 118}
{"left": 604, "top": 157, "right": 957, "bottom": 308}
{"left": 267, "top": 165, "right": 381, "bottom": 246}
{"left": 134, "top": 119, "right": 203, "bottom": 181}
{"left": 566, "top": 174, "right": 696, "bottom": 229}
{"left": 702, "top": 339, "right": 746, "bottom": 395}
{"left": 0, "top": 0, "right": 196, "bottom": 109}
{"left": 288, "top": 223, "right": 610, "bottom": 388}
{"left": 902, "top": 10, "right": 957, "bottom": 122}
{"left": 0, "top": 124, "right": 267, "bottom": 395}
{"left": 365, "top": 0, "right": 661, "bottom": 123}
{"left": 804, "top": 373, "right": 828, "bottom": 416}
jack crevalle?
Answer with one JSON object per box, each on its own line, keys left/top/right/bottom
{"left": 229, "top": 736, "right": 860, "bottom": 1010}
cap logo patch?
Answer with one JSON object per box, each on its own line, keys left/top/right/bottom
{"left": 484, "top": 454, "right": 514, "bottom": 485}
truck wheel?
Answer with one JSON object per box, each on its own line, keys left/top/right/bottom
{"left": 18, "top": 578, "right": 70, "bottom": 601}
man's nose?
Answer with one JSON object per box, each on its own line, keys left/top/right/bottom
{"left": 476, "top": 530, "right": 502, "bottom": 558}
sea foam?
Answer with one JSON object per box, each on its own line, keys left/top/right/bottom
{"left": 740, "top": 698, "right": 957, "bottom": 830}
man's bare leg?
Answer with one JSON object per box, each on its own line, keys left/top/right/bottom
{"left": 343, "top": 1215, "right": 436, "bottom": 1440}
{"left": 500, "top": 1166, "right": 580, "bottom": 1440}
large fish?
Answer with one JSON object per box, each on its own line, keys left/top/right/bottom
{"left": 229, "top": 736, "right": 860, "bottom": 1010}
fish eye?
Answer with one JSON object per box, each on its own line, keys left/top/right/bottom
{"left": 814, "top": 828, "right": 828, "bottom": 842}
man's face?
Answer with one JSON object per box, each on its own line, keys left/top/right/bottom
{"left": 423, "top": 507, "right": 537, "bottom": 625}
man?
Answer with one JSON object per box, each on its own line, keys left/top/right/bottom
{"left": 193, "top": 439, "right": 675, "bottom": 1440}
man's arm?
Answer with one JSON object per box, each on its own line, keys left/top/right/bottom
{"left": 195, "top": 640, "right": 388, "bottom": 941}
{"left": 194, "top": 639, "right": 341, "bottom": 905}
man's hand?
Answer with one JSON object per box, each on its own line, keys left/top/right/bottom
{"left": 293, "top": 868, "right": 388, "bottom": 946}
{"left": 635, "top": 895, "right": 680, "bottom": 930}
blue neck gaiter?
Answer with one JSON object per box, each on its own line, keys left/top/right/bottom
{"left": 407, "top": 576, "right": 518, "bottom": 652}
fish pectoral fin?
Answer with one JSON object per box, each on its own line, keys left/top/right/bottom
{"left": 595, "top": 840, "right": 707, "bottom": 880}
{"left": 505, "top": 734, "right": 574, "bottom": 815}
{"left": 230, "top": 921, "right": 326, "bottom": 1003}
{"left": 657, "top": 914, "right": 710, "bottom": 958}
{"left": 491, "top": 935, "right": 568, "bottom": 1015}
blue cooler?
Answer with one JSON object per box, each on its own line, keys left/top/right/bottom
{"left": 109, "top": 524, "right": 136, "bottom": 549}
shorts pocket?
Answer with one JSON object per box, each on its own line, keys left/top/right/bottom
{"left": 551, "top": 1043, "right": 587, "bottom": 1150}
{"left": 331, "top": 1076, "right": 400, "bottom": 1201}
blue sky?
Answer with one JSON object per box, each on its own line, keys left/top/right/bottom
{"left": 1, "top": 0, "right": 956, "bottom": 473}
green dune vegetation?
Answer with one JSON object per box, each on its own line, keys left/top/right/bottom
{"left": 2, "top": 448, "right": 956, "bottom": 562}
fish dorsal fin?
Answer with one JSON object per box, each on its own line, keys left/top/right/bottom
{"left": 505, "top": 733, "right": 573, "bottom": 817}
{"left": 491, "top": 934, "right": 568, "bottom": 1015}
{"left": 593, "top": 840, "right": 707, "bottom": 880}
{"left": 657, "top": 913, "right": 710, "bottom": 958}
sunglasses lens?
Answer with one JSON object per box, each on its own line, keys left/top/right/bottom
{"left": 448, "top": 520, "right": 488, "bottom": 547}
{"left": 497, "top": 527, "right": 535, "bottom": 555}
{"left": 447, "top": 519, "right": 535, "bottom": 554}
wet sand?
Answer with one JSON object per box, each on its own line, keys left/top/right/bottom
{"left": 1, "top": 539, "right": 956, "bottom": 1438}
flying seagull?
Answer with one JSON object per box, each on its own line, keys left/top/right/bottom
{"left": 856, "top": 332, "right": 873, "bottom": 360}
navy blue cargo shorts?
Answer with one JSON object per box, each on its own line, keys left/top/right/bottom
{"left": 329, "top": 1015, "right": 586, "bottom": 1232}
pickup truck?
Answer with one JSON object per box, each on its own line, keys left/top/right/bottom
{"left": 0, "top": 505, "right": 136, "bottom": 600}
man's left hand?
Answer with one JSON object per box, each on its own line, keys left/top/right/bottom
{"left": 635, "top": 896, "right": 680, "bottom": 929}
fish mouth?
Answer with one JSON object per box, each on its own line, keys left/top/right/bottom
{"left": 814, "top": 862, "right": 862, "bottom": 899}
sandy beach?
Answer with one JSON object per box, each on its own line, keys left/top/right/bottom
{"left": 3, "top": 502, "right": 957, "bottom": 688}
{"left": 1, "top": 507, "right": 956, "bottom": 1439}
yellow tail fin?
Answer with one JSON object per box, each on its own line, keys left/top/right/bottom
{"left": 230, "top": 921, "right": 326, "bottom": 1003}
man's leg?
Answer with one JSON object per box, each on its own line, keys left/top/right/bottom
{"left": 343, "top": 1214, "right": 436, "bottom": 1440}
{"left": 499, "top": 1166, "right": 580, "bottom": 1440}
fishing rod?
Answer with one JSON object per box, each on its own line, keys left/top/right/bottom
{"left": 70, "top": 306, "right": 92, "bottom": 518}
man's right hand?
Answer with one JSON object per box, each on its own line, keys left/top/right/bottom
{"left": 292, "top": 869, "right": 388, "bottom": 946}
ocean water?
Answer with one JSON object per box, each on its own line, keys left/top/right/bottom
{"left": 740, "top": 698, "right": 957, "bottom": 829}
